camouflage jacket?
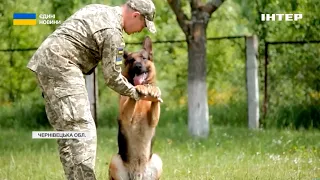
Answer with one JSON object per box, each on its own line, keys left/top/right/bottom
{"left": 27, "top": 4, "right": 140, "bottom": 100}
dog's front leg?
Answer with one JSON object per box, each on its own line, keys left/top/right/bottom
{"left": 148, "top": 85, "right": 161, "bottom": 127}
{"left": 149, "top": 101, "right": 160, "bottom": 127}
{"left": 120, "top": 96, "right": 137, "bottom": 123}
{"left": 119, "top": 84, "right": 152, "bottom": 123}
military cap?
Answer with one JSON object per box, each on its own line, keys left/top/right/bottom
{"left": 127, "top": 0, "right": 156, "bottom": 33}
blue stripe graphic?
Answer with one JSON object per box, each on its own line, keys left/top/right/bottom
{"left": 13, "top": 13, "right": 36, "bottom": 19}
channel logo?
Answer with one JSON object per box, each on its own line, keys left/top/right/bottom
{"left": 13, "top": 13, "right": 36, "bottom": 26}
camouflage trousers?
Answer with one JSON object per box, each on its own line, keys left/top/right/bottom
{"left": 36, "top": 72, "right": 97, "bottom": 180}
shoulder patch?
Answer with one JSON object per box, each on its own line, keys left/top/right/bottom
{"left": 115, "top": 42, "right": 125, "bottom": 65}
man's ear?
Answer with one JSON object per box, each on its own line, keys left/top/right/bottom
{"left": 143, "top": 36, "right": 153, "bottom": 61}
{"left": 132, "top": 11, "right": 141, "bottom": 18}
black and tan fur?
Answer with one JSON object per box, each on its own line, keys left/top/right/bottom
{"left": 108, "top": 36, "right": 162, "bottom": 180}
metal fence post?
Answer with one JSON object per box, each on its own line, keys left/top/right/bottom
{"left": 85, "top": 68, "right": 98, "bottom": 126}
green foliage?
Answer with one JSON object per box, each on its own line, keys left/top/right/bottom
{"left": 0, "top": 0, "right": 52, "bottom": 103}
{"left": 232, "top": 0, "right": 320, "bottom": 129}
{"left": 264, "top": 43, "right": 320, "bottom": 129}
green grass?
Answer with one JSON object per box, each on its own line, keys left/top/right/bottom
{"left": 0, "top": 125, "right": 320, "bottom": 180}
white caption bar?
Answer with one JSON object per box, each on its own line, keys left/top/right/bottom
{"left": 32, "top": 131, "right": 92, "bottom": 139}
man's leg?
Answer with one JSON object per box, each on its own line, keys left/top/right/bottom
{"left": 37, "top": 74, "right": 97, "bottom": 180}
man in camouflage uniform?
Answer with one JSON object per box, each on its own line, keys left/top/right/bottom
{"left": 27, "top": 0, "right": 158, "bottom": 179}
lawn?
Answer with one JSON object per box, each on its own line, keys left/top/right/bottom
{"left": 0, "top": 125, "right": 319, "bottom": 180}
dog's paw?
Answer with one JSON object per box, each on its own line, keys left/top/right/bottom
{"left": 135, "top": 85, "right": 149, "bottom": 96}
{"left": 148, "top": 86, "right": 161, "bottom": 98}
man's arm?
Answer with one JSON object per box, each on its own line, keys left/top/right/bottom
{"left": 94, "top": 28, "right": 140, "bottom": 100}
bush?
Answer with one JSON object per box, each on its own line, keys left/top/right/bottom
{"left": 158, "top": 105, "right": 188, "bottom": 126}
{"left": 265, "top": 103, "right": 320, "bottom": 130}
{"left": 97, "top": 103, "right": 119, "bottom": 128}
{"left": 0, "top": 100, "right": 49, "bottom": 129}
{"left": 2, "top": 97, "right": 318, "bottom": 130}
{"left": 209, "top": 100, "right": 248, "bottom": 127}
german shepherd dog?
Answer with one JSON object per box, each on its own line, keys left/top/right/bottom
{"left": 108, "top": 36, "right": 163, "bottom": 180}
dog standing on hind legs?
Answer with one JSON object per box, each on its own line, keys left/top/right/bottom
{"left": 108, "top": 36, "right": 163, "bottom": 180}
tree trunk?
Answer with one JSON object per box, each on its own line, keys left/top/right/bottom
{"left": 167, "top": 0, "right": 225, "bottom": 138}
{"left": 187, "top": 21, "right": 209, "bottom": 138}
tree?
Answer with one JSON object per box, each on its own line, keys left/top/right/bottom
{"left": 167, "top": 0, "right": 226, "bottom": 138}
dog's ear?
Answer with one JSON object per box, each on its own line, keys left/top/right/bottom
{"left": 143, "top": 36, "right": 153, "bottom": 61}
{"left": 143, "top": 36, "right": 152, "bottom": 53}
{"left": 123, "top": 50, "right": 130, "bottom": 65}
{"left": 123, "top": 50, "right": 129, "bottom": 59}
